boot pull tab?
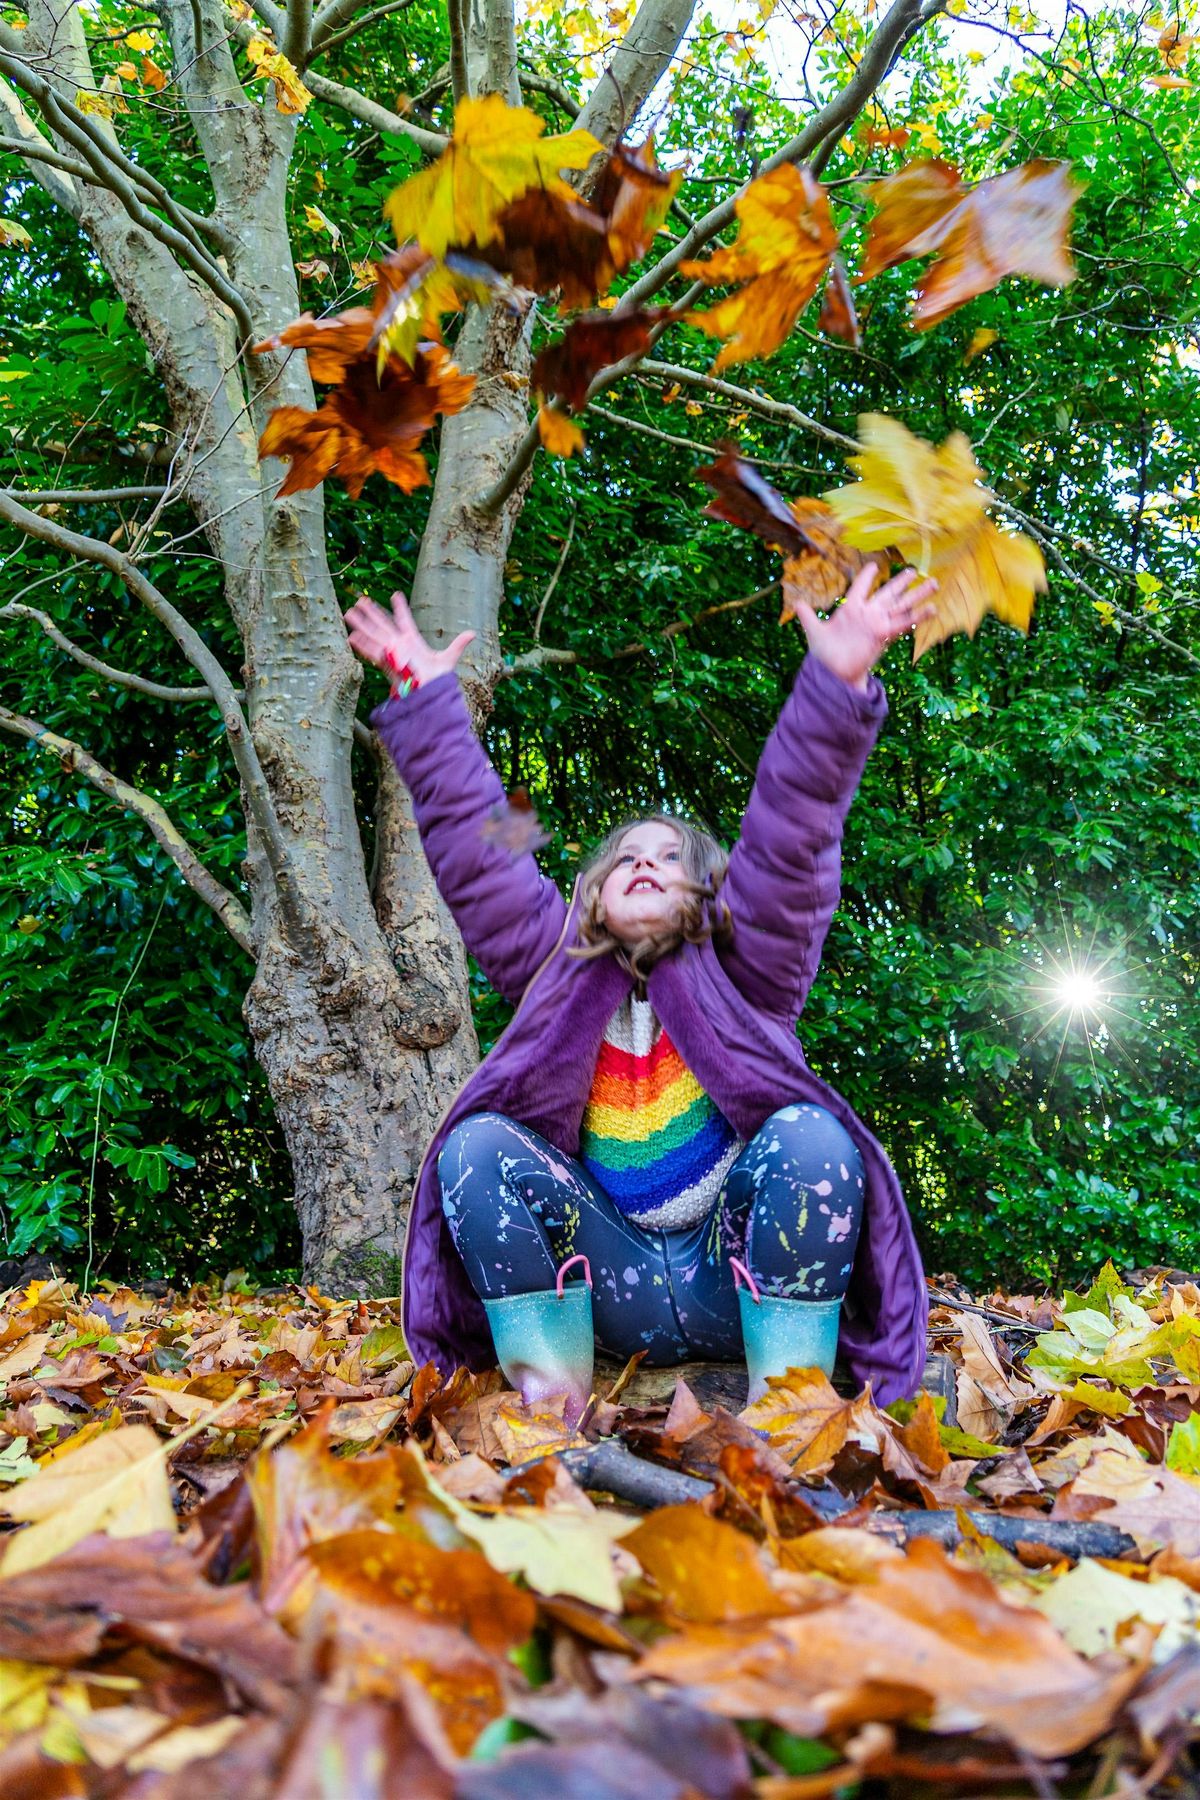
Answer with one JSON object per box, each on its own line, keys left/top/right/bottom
{"left": 556, "top": 1254, "right": 592, "bottom": 1298}
{"left": 729, "top": 1257, "right": 761, "bottom": 1304}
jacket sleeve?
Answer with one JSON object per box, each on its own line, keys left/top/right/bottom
{"left": 370, "top": 673, "right": 568, "bottom": 1007}
{"left": 717, "top": 652, "right": 888, "bottom": 1023}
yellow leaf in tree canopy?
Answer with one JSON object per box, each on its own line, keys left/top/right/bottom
{"left": 537, "top": 403, "right": 585, "bottom": 458}
{"left": 245, "top": 37, "right": 313, "bottom": 114}
{"left": 304, "top": 204, "right": 340, "bottom": 243}
{"left": 123, "top": 28, "right": 157, "bottom": 51}
{"left": 75, "top": 89, "right": 115, "bottom": 118}
{"left": 384, "top": 95, "right": 603, "bottom": 259}
{"left": 0, "top": 220, "right": 32, "bottom": 249}
{"left": 824, "top": 414, "right": 1046, "bottom": 657}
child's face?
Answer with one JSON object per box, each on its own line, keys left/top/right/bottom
{"left": 599, "top": 822, "right": 688, "bottom": 946}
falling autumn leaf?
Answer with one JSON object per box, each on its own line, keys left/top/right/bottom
{"left": 0, "top": 220, "right": 32, "bottom": 249}
{"left": 697, "top": 449, "right": 819, "bottom": 558}
{"left": 139, "top": 55, "right": 168, "bottom": 91}
{"left": 481, "top": 787, "right": 552, "bottom": 854}
{"left": 1158, "top": 24, "right": 1194, "bottom": 67}
{"left": 964, "top": 325, "right": 999, "bottom": 363}
{"left": 862, "top": 156, "right": 1080, "bottom": 329}
{"left": 817, "top": 254, "right": 860, "bottom": 346}
{"left": 257, "top": 341, "right": 474, "bottom": 498}
{"left": 384, "top": 94, "right": 603, "bottom": 261}
{"left": 682, "top": 163, "right": 838, "bottom": 370}
{"left": 823, "top": 413, "right": 1047, "bottom": 656}
{"left": 779, "top": 498, "right": 880, "bottom": 619}
{"left": 532, "top": 307, "right": 669, "bottom": 414}
{"left": 536, "top": 404, "right": 586, "bottom": 458}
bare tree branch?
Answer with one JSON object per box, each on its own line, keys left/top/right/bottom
{"left": 0, "top": 489, "right": 294, "bottom": 893}
{"left": 639, "top": 359, "right": 858, "bottom": 451}
{"left": 448, "top": 0, "right": 469, "bottom": 103}
{"left": 1, "top": 600, "right": 213, "bottom": 701}
{"left": 577, "top": 0, "right": 698, "bottom": 145}
{"left": 0, "top": 704, "right": 254, "bottom": 954}
{"left": 290, "top": 63, "right": 447, "bottom": 153}
{"left": 0, "top": 30, "right": 233, "bottom": 251}
{"left": 506, "top": 581, "right": 778, "bottom": 674}
{"left": 284, "top": 0, "right": 314, "bottom": 66}
{"left": 308, "top": 0, "right": 418, "bottom": 62}
{"left": 0, "top": 51, "right": 251, "bottom": 337}
{"left": 6, "top": 485, "right": 171, "bottom": 504}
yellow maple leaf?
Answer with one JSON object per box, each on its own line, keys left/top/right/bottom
{"left": 824, "top": 413, "right": 1046, "bottom": 657}
{"left": 124, "top": 27, "right": 157, "bottom": 51}
{"left": 537, "top": 403, "right": 585, "bottom": 458}
{"left": 384, "top": 94, "right": 603, "bottom": 259}
{"left": 682, "top": 164, "right": 837, "bottom": 371}
{"left": 246, "top": 36, "right": 313, "bottom": 114}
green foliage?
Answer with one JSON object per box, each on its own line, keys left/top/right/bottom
{"left": 0, "top": 0, "right": 1196, "bottom": 1286}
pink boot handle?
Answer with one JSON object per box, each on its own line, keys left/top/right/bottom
{"left": 556, "top": 1254, "right": 592, "bottom": 1297}
{"left": 729, "top": 1257, "right": 761, "bottom": 1304}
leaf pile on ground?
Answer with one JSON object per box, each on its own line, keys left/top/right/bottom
{"left": 0, "top": 1262, "right": 1196, "bottom": 1796}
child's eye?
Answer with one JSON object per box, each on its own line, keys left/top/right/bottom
{"left": 615, "top": 853, "right": 634, "bottom": 866}
{"left": 665, "top": 850, "right": 680, "bottom": 861}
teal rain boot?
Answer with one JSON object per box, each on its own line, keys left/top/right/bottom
{"left": 482, "top": 1255, "right": 595, "bottom": 1427}
{"left": 731, "top": 1258, "right": 842, "bottom": 1405}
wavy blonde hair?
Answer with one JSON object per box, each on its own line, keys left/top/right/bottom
{"left": 570, "top": 813, "right": 733, "bottom": 980}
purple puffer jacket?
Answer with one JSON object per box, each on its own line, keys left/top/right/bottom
{"left": 371, "top": 652, "right": 928, "bottom": 1403}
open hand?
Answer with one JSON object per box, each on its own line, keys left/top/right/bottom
{"left": 343, "top": 588, "right": 475, "bottom": 687}
{"left": 786, "top": 564, "right": 938, "bottom": 691}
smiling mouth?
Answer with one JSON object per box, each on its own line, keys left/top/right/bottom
{"left": 625, "top": 877, "right": 663, "bottom": 895}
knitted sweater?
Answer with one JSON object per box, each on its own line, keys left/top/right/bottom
{"left": 579, "top": 994, "right": 743, "bottom": 1231}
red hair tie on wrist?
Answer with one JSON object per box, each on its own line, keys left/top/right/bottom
{"left": 384, "top": 649, "right": 420, "bottom": 697}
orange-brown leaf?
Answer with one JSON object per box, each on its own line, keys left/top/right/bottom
{"left": 537, "top": 404, "right": 585, "bottom": 458}
{"left": 864, "top": 157, "right": 1080, "bottom": 330}
{"left": 818, "top": 255, "right": 860, "bottom": 346}
{"left": 257, "top": 343, "right": 473, "bottom": 498}
{"left": 1158, "top": 24, "right": 1194, "bottom": 68}
{"left": 532, "top": 307, "right": 667, "bottom": 413}
{"left": 682, "top": 164, "right": 837, "bottom": 370}
{"left": 631, "top": 1540, "right": 1153, "bottom": 1757}
{"left": 780, "top": 498, "right": 879, "bottom": 618}
{"left": 623, "top": 1503, "right": 790, "bottom": 1621}
{"left": 594, "top": 135, "right": 682, "bottom": 276}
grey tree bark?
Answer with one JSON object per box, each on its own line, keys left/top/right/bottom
{"left": 0, "top": 0, "right": 932, "bottom": 1294}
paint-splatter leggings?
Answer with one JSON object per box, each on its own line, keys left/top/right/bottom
{"left": 437, "top": 1104, "right": 866, "bottom": 1366}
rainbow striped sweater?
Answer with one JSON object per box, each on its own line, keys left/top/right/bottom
{"left": 579, "top": 995, "right": 744, "bottom": 1232}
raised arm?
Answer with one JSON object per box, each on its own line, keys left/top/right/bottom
{"left": 349, "top": 592, "right": 568, "bottom": 1006}
{"left": 718, "top": 566, "right": 936, "bottom": 1023}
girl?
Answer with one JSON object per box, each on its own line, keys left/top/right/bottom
{"left": 345, "top": 563, "right": 936, "bottom": 1417}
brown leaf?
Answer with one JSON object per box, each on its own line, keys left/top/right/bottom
{"left": 257, "top": 343, "right": 474, "bottom": 498}
{"left": 481, "top": 788, "right": 552, "bottom": 857}
{"left": 741, "top": 1367, "right": 889, "bottom": 1477}
{"left": 532, "top": 307, "right": 667, "bottom": 413}
{"left": 863, "top": 156, "right": 1080, "bottom": 330}
{"left": 779, "top": 499, "right": 879, "bottom": 618}
{"left": 273, "top": 1692, "right": 454, "bottom": 1799}
{"left": 595, "top": 136, "right": 682, "bottom": 277}
{"left": 0, "top": 1531, "right": 296, "bottom": 1708}
{"left": 247, "top": 1410, "right": 408, "bottom": 1615}
{"left": 817, "top": 256, "right": 860, "bottom": 346}
{"left": 630, "top": 1539, "right": 1152, "bottom": 1756}
{"left": 698, "top": 450, "right": 819, "bottom": 560}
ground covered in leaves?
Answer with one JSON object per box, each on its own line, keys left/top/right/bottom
{"left": 0, "top": 1264, "right": 1197, "bottom": 1798}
